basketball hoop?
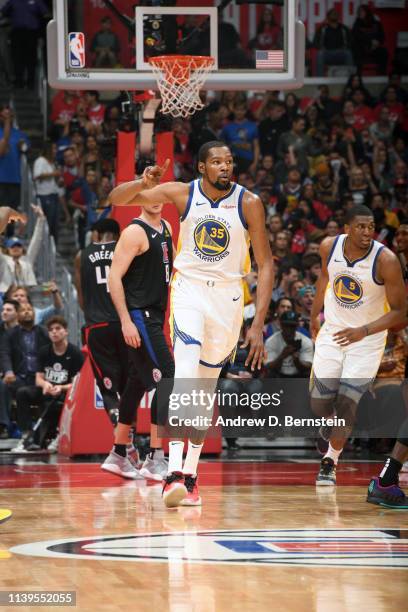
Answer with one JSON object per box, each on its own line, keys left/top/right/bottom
{"left": 148, "top": 55, "right": 214, "bottom": 119}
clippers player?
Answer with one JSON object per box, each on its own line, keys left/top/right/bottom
{"left": 310, "top": 205, "right": 406, "bottom": 486}
{"left": 109, "top": 141, "right": 274, "bottom": 508}
{"left": 102, "top": 201, "right": 175, "bottom": 481}
{"left": 75, "top": 219, "right": 142, "bottom": 479}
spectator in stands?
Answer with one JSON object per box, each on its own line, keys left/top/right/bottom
{"left": 284, "top": 93, "right": 300, "bottom": 123}
{"left": 220, "top": 102, "right": 259, "bottom": 175}
{"left": 369, "top": 107, "right": 396, "bottom": 146}
{"left": 0, "top": 204, "right": 45, "bottom": 293}
{"left": 349, "top": 89, "right": 374, "bottom": 131}
{"left": 393, "top": 137, "right": 408, "bottom": 166}
{"left": 267, "top": 213, "right": 283, "bottom": 240}
{"left": 304, "top": 104, "right": 325, "bottom": 135}
{"left": 95, "top": 175, "right": 112, "bottom": 219}
{"left": 325, "top": 219, "right": 340, "bottom": 237}
{"left": 218, "top": 12, "right": 251, "bottom": 69}
{"left": 248, "top": 6, "right": 283, "bottom": 53}
{"left": 372, "top": 145, "right": 393, "bottom": 191}
{"left": 314, "top": 85, "right": 341, "bottom": 121}
{"left": 301, "top": 182, "right": 332, "bottom": 227}
{"left": 272, "top": 264, "right": 300, "bottom": 302}
{"left": 351, "top": 5, "right": 387, "bottom": 75}
{"left": 84, "top": 91, "right": 105, "bottom": 134}
{"left": 374, "top": 86, "right": 405, "bottom": 124}
{"left": 82, "top": 135, "right": 102, "bottom": 176}
{"left": 0, "top": 297, "right": 18, "bottom": 331}
{"left": 6, "top": 283, "right": 63, "bottom": 326}
{"left": 0, "top": 297, "right": 19, "bottom": 438}
{"left": 274, "top": 152, "right": 296, "bottom": 186}
{"left": 12, "top": 315, "right": 83, "bottom": 452}
{"left": 277, "top": 116, "right": 320, "bottom": 176}
{"left": 0, "top": 302, "right": 50, "bottom": 434}
{"left": 219, "top": 91, "right": 246, "bottom": 119}
{"left": 0, "top": 0, "right": 47, "bottom": 89}
{"left": 348, "top": 165, "right": 378, "bottom": 205}
{"left": 258, "top": 101, "right": 289, "bottom": 159}
{"left": 50, "top": 91, "right": 80, "bottom": 129}
{"left": 190, "top": 102, "right": 223, "bottom": 157}
{"left": 380, "top": 73, "right": 408, "bottom": 105}
{"left": 90, "top": 17, "right": 120, "bottom": 68}
{"left": 33, "top": 143, "right": 63, "bottom": 244}
{"left": 272, "top": 231, "right": 290, "bottom": 263}
{"left": 314, "top": 9, "right": 353, "bottom": 77}
{"left": 343, "top": 73, "right": 375, "bottom": 107}
{"left": 276, "top": 167, "right": 303, "bottom": 214}
{"left": 70, "top": 102, "right": 93, "bottom": 137}
{"left": 0, "top": 105, "right": 29, "bottom": 210}
{"left": 267, "top": 297, "right": 294, "bottom": 336}
{"left": 392, "top": 160, "right": 408, "bottom": 185}
{"left": 301, "top": 254, "right": 321, "bottom": 287}
{"left": 264, "top": 311, "right": 313, "bottom": 378}
{"left": 102, "top": 105, "right": 120, "bottom": 141}
{"left": 295, "top": 285, "right": 315, "bottom": 336}
{"left": 313, "top": 163, "right": 339, "bottom": 211}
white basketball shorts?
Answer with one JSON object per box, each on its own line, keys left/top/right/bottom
{"left": 311, "top": 324, "right": 386, "bottom": 401}
{"left": 170, "top": 273, "right": 243, "bottom": 369}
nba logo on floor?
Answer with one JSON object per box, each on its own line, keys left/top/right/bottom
{"left": 68, "top": 32, "right": 85, "bottom": 68}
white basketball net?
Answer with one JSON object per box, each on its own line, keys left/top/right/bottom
{"left": 148, "top": 55, "right": 214, "bottom": 119}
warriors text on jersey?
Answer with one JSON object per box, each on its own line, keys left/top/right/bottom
{"left": 123, "top": 219, "right": 173, "bottom": 312}
{"left": 174, "top": 179, "right": 250, "bottom": 282}
{"left": 80, "top": 241, "right": 118, "bottom": 325}
{"left": 325, "top": 234, "right": 387, "bottom": 336}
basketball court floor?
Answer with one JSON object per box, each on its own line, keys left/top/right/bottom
{"left": 1, "top": 451, "right": 407, "bottom": 611}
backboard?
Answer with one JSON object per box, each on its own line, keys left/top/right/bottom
{"left": 47, "top": 0, "right": 304, "bottom": 91}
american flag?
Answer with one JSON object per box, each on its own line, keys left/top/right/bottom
{"left": 255, "top": 50, "right": 284, "bottom": 70}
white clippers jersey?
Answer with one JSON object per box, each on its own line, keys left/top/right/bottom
{"left": 325, "top": 234, "right": 388, "bottom": 334}
{"left": 174, "top": 179, "right": 250, "bottom": 282}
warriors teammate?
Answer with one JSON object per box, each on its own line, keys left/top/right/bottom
{"left": 104, "top": 201, "right": 175, "bottom": 481}
{"left": 310, "top": 205, "right": 406, "bottom": 485}
{"left": 109, "top": 141, "right": 274, "bottom": 507}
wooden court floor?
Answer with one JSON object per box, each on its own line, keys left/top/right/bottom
{"left": 0, "top": 460, "right": 407, "bottom": 612}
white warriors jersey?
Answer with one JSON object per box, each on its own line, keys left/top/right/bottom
{"left": 174, "top": 179, "right": 250, "bottom": 282}
{"left": 325, "top": 234, "right": 388, "bottom": 333}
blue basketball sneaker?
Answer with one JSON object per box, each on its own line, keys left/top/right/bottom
{"left": 367, "top": 478, "right": 408, "bottom": 509}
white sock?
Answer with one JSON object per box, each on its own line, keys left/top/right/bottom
{"left": 324, "top": 443, "right": 342, "bottom": 465}
{"left": 152, "top": 448, "right": 164, "bottom": 460}
{"left": 168, "top": 441, "right": 184, "bottom": 474}
{"left": 183, "top": 440, "right": 203, "bottom": 476}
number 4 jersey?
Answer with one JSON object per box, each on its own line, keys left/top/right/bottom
{"left": 80, "top": 240, "right": 119, "bottom": 325}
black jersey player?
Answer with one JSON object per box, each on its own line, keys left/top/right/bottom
{"left": 75, "top": 219, "right": 143, "bottom": 478}
{"left": 102, "top": 200, "right": 175, "bottom": 481}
